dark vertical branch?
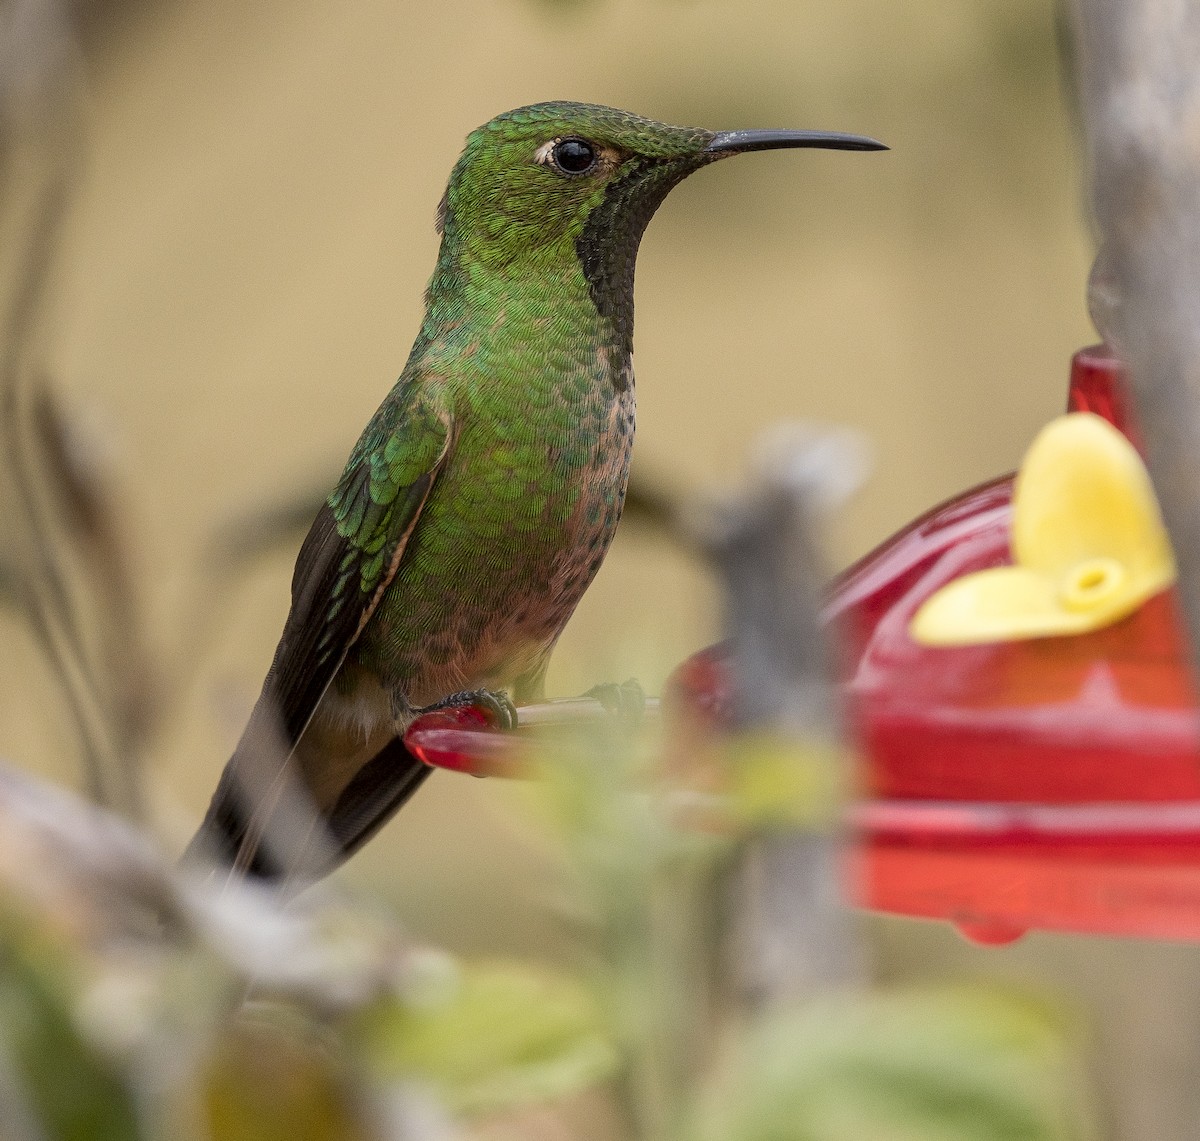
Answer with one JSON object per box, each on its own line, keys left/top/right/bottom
{"left": 1069, "top": 0, "right": 1200, "bottom": 681}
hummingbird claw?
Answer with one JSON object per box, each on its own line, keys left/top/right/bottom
{"left": 582, "top": 677, "right": 646, "bottom": 724}
{"left": 422, "top": 689, "right": 518, "bottom": 730}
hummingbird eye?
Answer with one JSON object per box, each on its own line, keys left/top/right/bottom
{"left": 551, "top": 138, "right": 597, "bottom": 176}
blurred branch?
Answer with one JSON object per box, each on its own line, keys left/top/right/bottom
{"left": 698, "top": 427, "right": 867, "bottom": 1011}
{"left": 30, "top": 381, "right": 157, "bottom": 789}
{"left": 0, "top": 114, "right": 113, "bottom": 803}
{"left": 1070, "top": 0, "right": 1200, "bottom": 684}
{"left": 0, "top": 0, "right": 152, "bottom": 817}
{"left": 0, "top": 757, "right": 457, "bottom": 1140}
{"left": 0, "top": 757, "right": 403, "bottom": 1010}
{"left": 620, "top": 471, "right": 685, "bottom": 540}
{"left": 202, "top": 484, "right": 333, "bottom": 572}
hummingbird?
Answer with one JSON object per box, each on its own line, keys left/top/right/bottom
{"left": 187, "top": 102, "right": 885, "bottom": 883}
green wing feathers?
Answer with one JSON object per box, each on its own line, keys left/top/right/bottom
{"left": 326, "top": 396, "right": 452, "bottom": 640}
{"left": 186, "top": 389, "right": 453, "bottom": 876}
{"left": 273, "top": 390, "right": 453, "bottom": 741}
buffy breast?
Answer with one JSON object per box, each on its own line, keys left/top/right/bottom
{"left": 348, "top": 380, "right": 635, "bottom": 711}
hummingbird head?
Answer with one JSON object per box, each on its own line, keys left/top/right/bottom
{"left": 434, "top": 102, "right": 885, "bottom": 358}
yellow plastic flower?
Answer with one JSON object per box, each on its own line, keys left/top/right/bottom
{"left": 911, "top": 412, "right": 1176, "bottom": 646}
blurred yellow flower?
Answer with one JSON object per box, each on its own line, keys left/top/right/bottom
{"left": 911, "top": 413, "right": 1176, "bottom": 646}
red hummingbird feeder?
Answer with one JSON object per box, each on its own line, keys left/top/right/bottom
{"left": 405, "top": 345, "right": 1200, "bottom": 946}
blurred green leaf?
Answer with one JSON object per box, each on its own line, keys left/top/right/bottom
{"left": 0, "top": 937, "right": 140, "bottom": 1141}
{"left": 694, "top": 987, "right": 1093, "bottom": 1141}
{"left": 726, "top": 735, "right": 846, "bottom": 830}
{"left": 203, "top": 1006, "right": 375, "bottom": 1141}
{"left": 355, "top": 958, "right": 617, "bottom": 1117}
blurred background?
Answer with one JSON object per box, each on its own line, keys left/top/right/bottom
{"left": 7, "top": 0, "right": 1195, "bottom": 1135}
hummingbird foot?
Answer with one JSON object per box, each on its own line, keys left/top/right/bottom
{"left": 420, "top": 689, "right": 518, "bottom": 730}
{"left": 582, "top": 678, "right": 646, "bottom": 725}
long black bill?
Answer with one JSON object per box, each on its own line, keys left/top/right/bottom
{"left": 705, "top": 129, "right": 887, "bottom": 155}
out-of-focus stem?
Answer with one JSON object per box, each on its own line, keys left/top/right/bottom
{"left": 702, "top": 430, "right": 865, "bottom": 1011}
{"left": 0, "top": 0, "right": 149, "bottom": 819}
{"left": 1070, "top": 0, "right": 1200, "bottom": 684}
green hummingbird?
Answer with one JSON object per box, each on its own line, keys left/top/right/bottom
{"left": 188, "top": 101, "right": 884, "bottom": 882}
